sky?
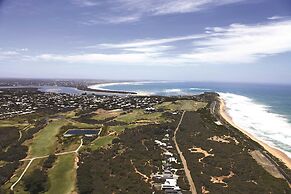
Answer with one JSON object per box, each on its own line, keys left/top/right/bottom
{"left": 0, "top": 0, "right": 291, "bottom": 83}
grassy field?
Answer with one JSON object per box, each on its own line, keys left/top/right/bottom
{"left": 90, "top": 135, "right": 115, "bottom": 150}
{"left": 114, "top": 110, "right": 166, "bottom": 124}
{"left": 155, "top": 100, "right": 207, "bottom": 111}
{"left": 0, "top": 119, "right": 29, "bottom": 128}
{"left": 70, "top": 120, "right": 101, "bottom": 129}
{"left": 46, "top": 154, "right": 76, "bottom": 194}
{"left": 2, "top": 160, "right": 32, "bottom": 193}
{"left": 29, "top": 119, "right": 69, "bottom": 157}
{"left": 108, "top": 125, "right": 125, "bottom": 134}
{"left": 91, "top": 110, "right": 121, "bottom": 121}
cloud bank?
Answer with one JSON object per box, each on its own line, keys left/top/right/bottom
{"left": 75, "top": 0, "right": 245, "bottom": 24}
{"left": 4, "top": 19, "right": 291, "bottom": 66}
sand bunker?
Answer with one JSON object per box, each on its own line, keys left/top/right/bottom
{"left": 208, "top": 135, "right": 239, "bottom": 145}
{"left": 188, "top": 147, "right": 214, "bottom": 162}
{"left": 201, "top": 186, "right": 210, "bottom": 194}
{"left": 210, "top": 171, "right": 234, "bottom": 187}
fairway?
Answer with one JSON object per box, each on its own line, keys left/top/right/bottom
{"left": 115, "top": 110, "right": 165, "bottom": 124}
{"left": 108, "top": 125, "right": 125, "bottom": 134}
{"left": 90, "top": 135, "right": 115, "bottom": 150}
{"left": 46, "top": 154, "right": 76, "bottom": 194}
{"left": 70, "top": 120, "right": 101, "bottom": 128}
{"left": 29, "top": 119, "right": 69, "bottom": 157}
{"left": 155, "top": 100, "right": 207, "bottom": 111}
{"left": 88, "top": 109, "right": 122, "bottom": 121}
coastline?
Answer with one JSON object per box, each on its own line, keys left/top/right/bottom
{"left": 78, "top": 85, "right": 137, "bottom": 95}
{"left": 218, "top": 97, "right": 291, "bottom": 169}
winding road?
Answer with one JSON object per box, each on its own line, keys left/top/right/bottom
{"left": 173, "top": 111, "right": 198, "bottom": 194}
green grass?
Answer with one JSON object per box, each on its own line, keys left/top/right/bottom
{"left": 29, "top": 119, "right": 69, "bottom": 157}
{"left": 70, "top": 120, "right": 101, "bottom": 129}
{"left": 90, "top": 136, "right": 115, "bottom": 150}
{"left": 0, "top": 119, "right": 29, "bottom": 128}
{"left": 155, "top": 100, "right": 207, "bottom": 111}
{"left": 90, "top": 110, "right": 122, "bottom": 121}
{"left": 46, "top": 154, "right": 76, "bottom": 194}
{"left": 63, "top": 110, "right": 78, "bottom": 119}
{"left": 108, "top": 124, "right": 141, "bottom": 134}
{"left": 2, "top": 160, "right": 32, "bottom": 193}
{"left": 108, "top": 125, "right": 125, "bottom": 134}
{"left": 114, "top": 110, "right": 165, "bottom": 124}
{"left": 91, "top": 113, "right": 114, "bottom": 121}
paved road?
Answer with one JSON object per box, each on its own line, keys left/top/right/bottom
{"left": 173, "top": 111, "right": 198, "bottom": 194}
{"left": 11, "top": 138, "right": 83, "bottom": 191}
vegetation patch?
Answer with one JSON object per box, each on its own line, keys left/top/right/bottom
{"left": 29, "top": 119, "right": 69, "bottom": 157}
{"left": 46, "top": 154, "right": 76, "bottom": 194}
{"left": 155, "top": 100, "right": 207, "bottom": 111}
{"left": 115, "top": 110, "right": 166, "bottom": 124}
{"left": 91, "top": 109, "right": 122, "bottom": 121}
{"left": 90, "top": 135, "right": 115, "bottom": 151}
{"left": 176, "top": 110, "right": 290, "bottom": 194}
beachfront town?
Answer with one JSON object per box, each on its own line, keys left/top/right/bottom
{"left": 1, "top": 82, "right": 290, "bottom": 194}
{"left": 0, "top": 88, "right": 165, "bottom": 119}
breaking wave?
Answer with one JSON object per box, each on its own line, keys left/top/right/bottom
{"left": 189, "top": 87, "right": 211, "bottom": 91}
{"left": 164, "top": 88, "right": 182, "bottom": 93}
{"left": 89, "top": 81, "right": 169, "bottom": 91}
{"left": 220, "top": 92, "right": 291, "bottom": 157}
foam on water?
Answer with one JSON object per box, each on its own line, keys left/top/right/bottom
{"left": 89, "top": 82, "right": 147, "bottom": 90}
{"left": 89, "top": 81, "right": 169, "bottom": 91}
{"left": 164, "top": 88, "right": 182, "bottom": 93}
{"left": 220, "top": 92, "right": 291, "bottom": 157}
{"left": 189, "top": 87, "right": 211, "bottom": 91}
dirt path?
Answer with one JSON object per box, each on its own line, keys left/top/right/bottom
{"left": 130, "top": 159, "right": 150, "bottom": 183}
{"left": 18, "top": 124, "right": 31, "bottom": 141}
{"left": 10, "top": 159, "right": 34, "bottom": 191}
{"left": 173, "top": 111, "right": 197, "bottom": 194}
{"left": 10, "top": 139, "right": 83, "bottom": 191}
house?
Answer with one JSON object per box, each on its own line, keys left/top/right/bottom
{"left": 155, "top": 140, "right": 166, "bottom": 147}
{"left": 144, "top": 107, "right": 156, "bottom": 113}
{"left": 164, "top": 151, "right": 173, "bottom": 157}
{"left": 168, "top": 157, "right": 177, "bottom": 163}
{"left": 161, "top": 179, "right": 180, "bottom": 190}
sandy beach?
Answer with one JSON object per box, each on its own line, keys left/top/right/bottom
{"left": 219, "top": 98, "right": 291, "bottom": 169}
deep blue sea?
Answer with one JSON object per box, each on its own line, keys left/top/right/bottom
{"left": 90, "top": 81, "right": 291, "bottom": 157}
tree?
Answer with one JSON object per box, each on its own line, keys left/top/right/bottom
{"left": 23, "top": 169, "right": 48, "bottom": 194}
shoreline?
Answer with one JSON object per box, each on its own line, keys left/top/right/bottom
{"left": 218, "top": 97, "right": 291, "bottom": 169}
{"left": 78, "top": 85, "right": 137, "bottom": 95}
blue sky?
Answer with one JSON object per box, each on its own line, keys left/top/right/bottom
{"left": 0, "top": 0, "right": 291, "bottom": 83}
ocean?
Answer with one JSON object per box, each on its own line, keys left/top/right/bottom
{"left": 90, "top": 81, "right": 291, "bottom": 158}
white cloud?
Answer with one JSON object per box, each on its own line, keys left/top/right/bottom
{"left": 0, "top": 50, "right": 22, "bottom": 60}
{"left": 90, "top": 15, "right": 140, "bottom": 25}
{"left": 35, "top": 53, "right": 156, "bottom": 64}
{"left": 123, "top": 45, "right": 174, "bottom": 53}
{"left": 19, "top": 19, "right": 291, "bottom": 66}
{"left": 96, "top": 34, "right": 206, "bottom": 49}
{"left": 76, "top": 0, "right": 245, "bottom": 24}
{"left": 151, "top": 0, "right": 243, "bottom": 15}
{"left": 181, "top": 20, "right": 291, "bottom": 63}
{"left": 267, "top": 16, "right": 285, "bottom": 20}
{"left": 118, "top": 0, "right": 243, "bottom": 16}
{"left": 73, "top": 0, "right": 99, "bottom": 7}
